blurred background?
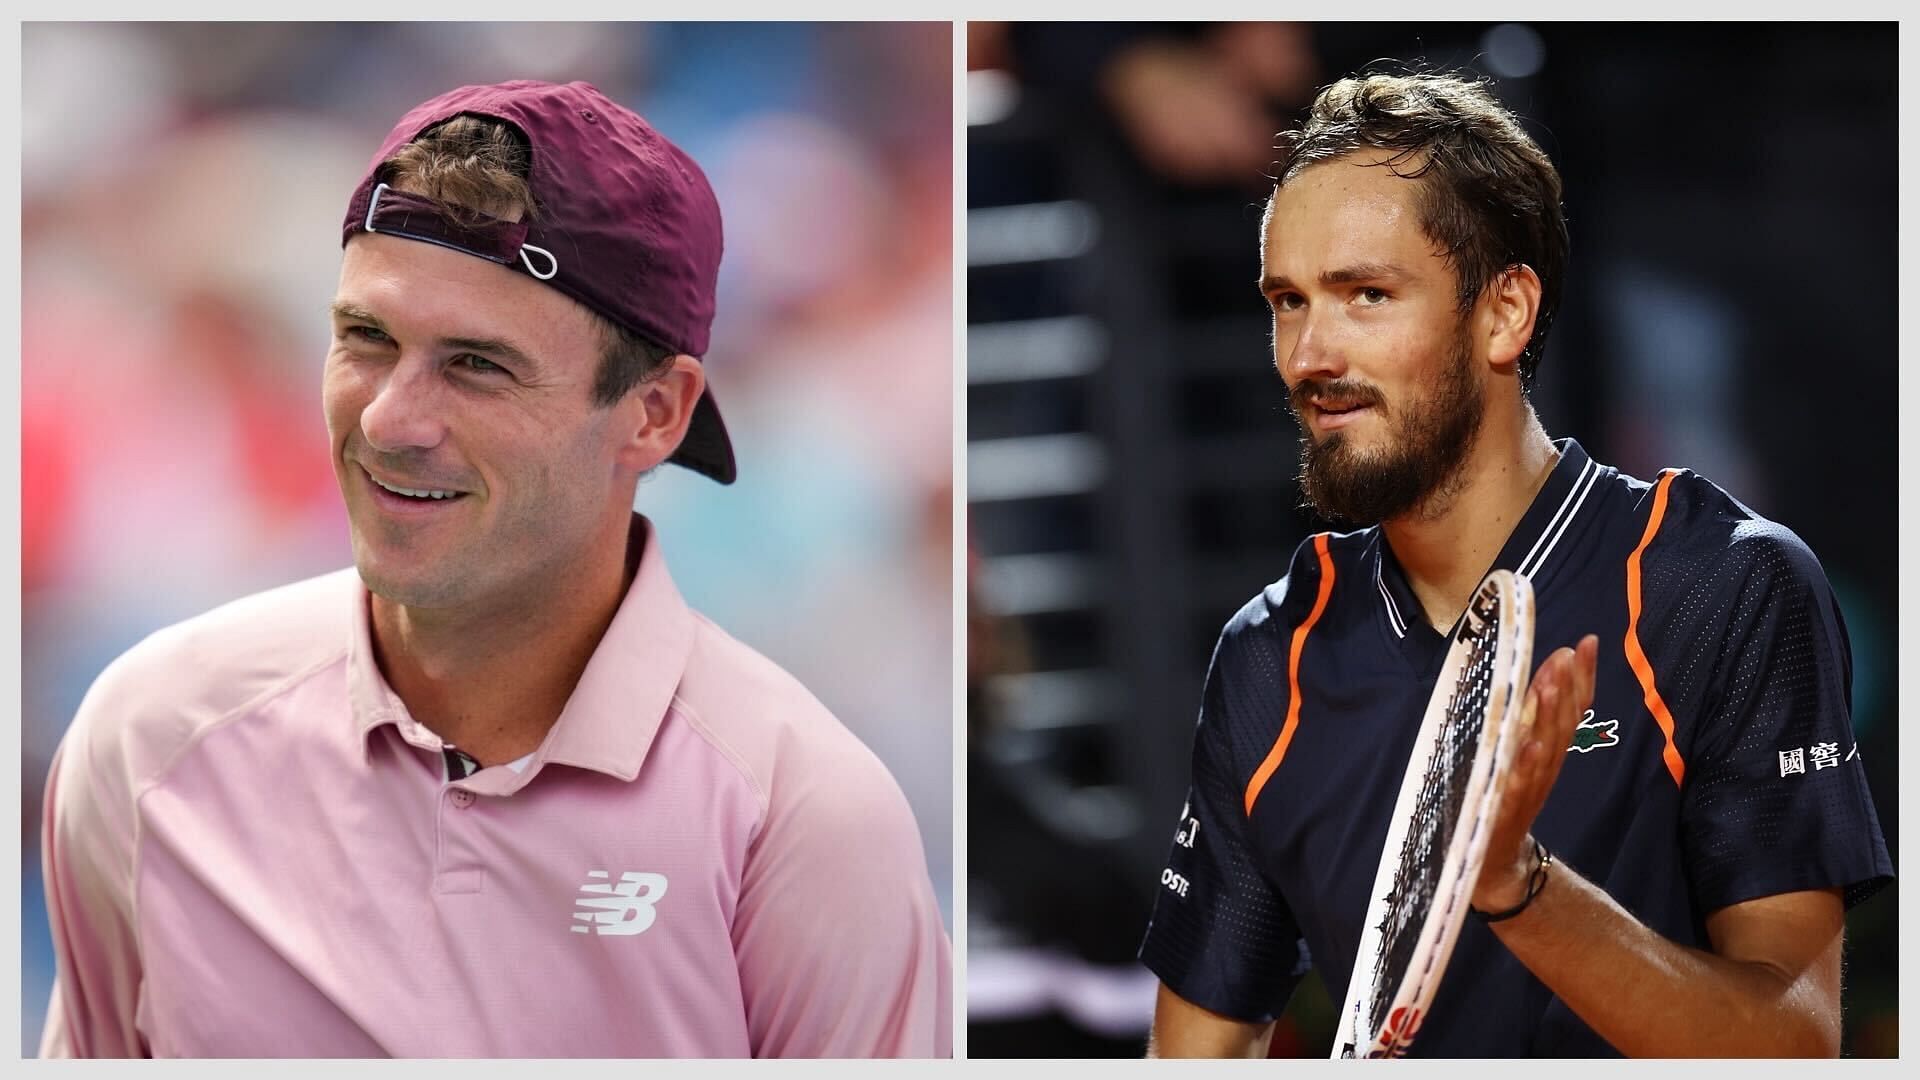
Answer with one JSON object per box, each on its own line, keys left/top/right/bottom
{"left": 19, "top": 21, "right": 952, "bottom": 1052}
{"left": 966, "top": 21, "right": 1896, "bottom": 1057}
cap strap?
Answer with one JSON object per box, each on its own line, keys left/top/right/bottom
{"left": 360, "top": 182, "right": 556, "bottom": 280}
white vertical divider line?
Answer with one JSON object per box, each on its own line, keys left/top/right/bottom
{"left": 948, "top": 14, "right": 970, "bottom": 1064}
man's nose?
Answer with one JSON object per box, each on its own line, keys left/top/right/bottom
{"left": 358, "top": 359, "right": 448, "bottom": 454}
{"left": 1281, "top": 309, "right": 1347, "bottom": 387}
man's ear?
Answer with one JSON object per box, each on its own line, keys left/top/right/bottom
{"left": 613, "top": 355, "right": 706, "bottom": 474}
{"left": 1484, "top": 264, "right": 1542, "bottom": 373}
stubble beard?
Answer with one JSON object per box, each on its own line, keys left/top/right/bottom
{"left": 344, "top": 466, "right": 546, "bottom": 617}
{"left": 349, "top": 502, "right": 480, "bottom": 612}
{"left": 1293, "top": 325, "right": 1485, "bottom": 527}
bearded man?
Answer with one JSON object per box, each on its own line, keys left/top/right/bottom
{"left": 1137, "top": 72, "right": 1891, "bottom": 1058}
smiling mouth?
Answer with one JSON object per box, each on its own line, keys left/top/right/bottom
{"left": 362, "top": 465, "right": 467, "bottom": 503}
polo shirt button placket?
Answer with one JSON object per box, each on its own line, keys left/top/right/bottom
{"left": 435, "top": 783, "right": 485, "bottom": 894}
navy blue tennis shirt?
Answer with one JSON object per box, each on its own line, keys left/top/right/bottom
{"left": 1139, "top": 439, "right": 1893, "bottom": 1056}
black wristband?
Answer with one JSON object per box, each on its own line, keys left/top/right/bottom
{"left": 1476, "top": 838, "right": 1553, "bottom": 923}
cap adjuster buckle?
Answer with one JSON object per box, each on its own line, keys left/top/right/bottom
{"left": 363, "top": 182, "right": 560, "bottom": 282}
{"left": 363, "top": 181, "right": 389, "bottom": 234}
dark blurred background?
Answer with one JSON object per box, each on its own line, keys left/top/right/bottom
{"left": 19, "top": 22, "right": 953, "bottom": 1053}
{"left": 965, "top": 21, "right": 1896, "bottom": 1057}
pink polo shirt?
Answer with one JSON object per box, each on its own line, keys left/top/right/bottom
{"left": 39, "top": 517, "right": 951, "bottom": 1058}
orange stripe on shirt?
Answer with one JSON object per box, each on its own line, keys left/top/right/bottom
{"left": 1625, "top": 470, "right": 1686, "bottom": 788}
{"left": 1245, "top": 533, "right": 1336, "bottom": 816}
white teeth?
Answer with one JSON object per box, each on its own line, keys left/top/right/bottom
{"left": 371, "top": 474, "right": 459, "bottom": 500}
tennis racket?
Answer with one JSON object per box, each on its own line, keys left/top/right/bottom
{"left": 1332, "top": 568, "right": 1535, "bottom": 1059}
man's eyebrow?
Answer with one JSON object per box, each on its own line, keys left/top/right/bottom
{"left": 1259, "top": 263, "right": 1412, "bottom": 296}
{"left": 1320, "top": 262, "right": 1410, "bottom": 286}
{"left": 329, "top": 302, "right": 542, "bottom": 372}
{"left": 330, "top": 301, "right": 386, "bottom": 327}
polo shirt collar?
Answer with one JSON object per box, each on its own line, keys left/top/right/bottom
{"left": 347, "top": 513, "right": 695, "bottom": 785}
{"left": 540, "top": 515, "right": 694, "bottom": 781}
{"left": 1374, "top": 437, "right": 1598, "bottom": 641}
{"left": 1485, "top": 436, "right": 1598, "bottom": 583}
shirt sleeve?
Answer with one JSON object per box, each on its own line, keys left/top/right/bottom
{"left": 732, "top": 724, "right": 951, "bottom": 1058}
{"left": 39, "top": 658, "right": 150, "bottom": 1058}
{"left": 1678, "top": 523, "right": 1894, "bottom": 913}
{"left": 1138, "top": 602, "right": 1309, "bottom": 1024}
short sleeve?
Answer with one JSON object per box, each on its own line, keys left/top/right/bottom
{"left": 732, "top": 724, "right": 951, "bottom": 1058}
{"left": 1138, "top": 616, "right": 1309, "bottom": 1024}
{"left": 40, "top": 656, "right": 151, "bottom": 1058}
{"left": 1679, "top": 525, "right": 1893, "bottom": 913}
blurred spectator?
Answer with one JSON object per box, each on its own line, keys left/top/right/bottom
{"left": 990, "top": 22, "right": 1319, "bottom": 190}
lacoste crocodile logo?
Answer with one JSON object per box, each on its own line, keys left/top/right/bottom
{"left": 1567, "top": 709, "right": 1619, "bottom": 753}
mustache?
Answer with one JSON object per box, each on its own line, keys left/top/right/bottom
{"left": 1288, "top": 377, "right": 1386, "bottom": 415}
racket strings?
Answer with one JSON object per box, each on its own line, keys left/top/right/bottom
{"left": 1365, "top": 617, "right": 1502, "bottom": 1036}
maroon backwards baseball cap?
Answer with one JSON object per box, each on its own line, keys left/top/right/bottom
{"left": 342, "top": 80, "right": 736, "bottom": 485}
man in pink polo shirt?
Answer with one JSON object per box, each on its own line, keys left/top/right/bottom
{"left": 39, "top": 80, "right": 951, "bottom": 1058}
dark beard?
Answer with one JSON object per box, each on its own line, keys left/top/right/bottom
{"left": 1292, "top": 329, "right": 1484, "bottom": 526}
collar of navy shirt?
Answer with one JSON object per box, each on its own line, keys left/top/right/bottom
{"left": 1371, "top": 437, "right": 1601, "bottom": 655}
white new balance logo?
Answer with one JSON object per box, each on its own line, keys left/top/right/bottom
{"left": 570, "top": 870, "right": 669, "bottom": 936}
